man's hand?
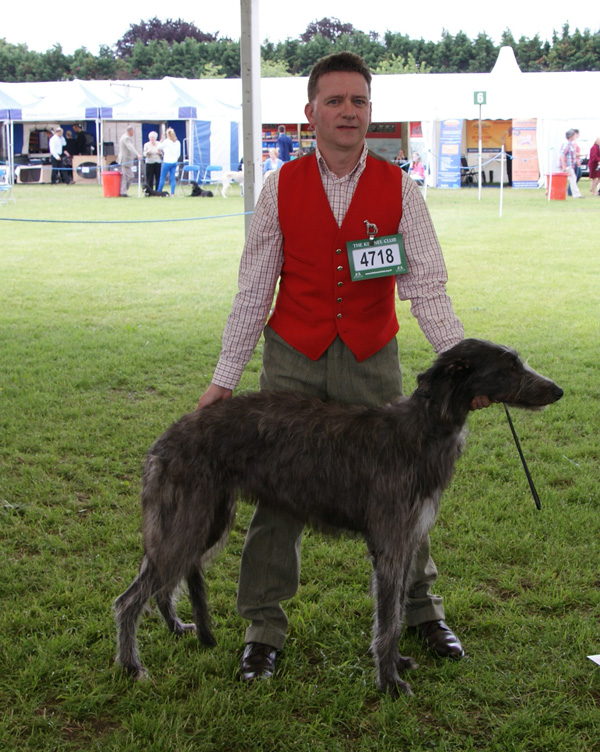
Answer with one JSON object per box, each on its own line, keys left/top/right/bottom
{"left": 196, "top": 384, "right": 233, "bottom": 411}
{"left": 470, "top": 395, "right": 492, "bottom": 411}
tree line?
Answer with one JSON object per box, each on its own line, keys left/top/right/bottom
{"left": 1, "top": 17, "right": 599, "bottom": 83}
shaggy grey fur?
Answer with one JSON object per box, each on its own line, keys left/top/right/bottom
{"left": 114, "top": 339, "right": 563, "bottom": 696}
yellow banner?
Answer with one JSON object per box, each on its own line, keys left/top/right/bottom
{"left": 512, "top": 118, "right": 539, "bottom": 188}
{"left": 466, "top": 119, "right": 512, "bottom": 153}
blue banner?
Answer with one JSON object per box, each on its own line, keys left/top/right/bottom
{"left": 437, "top": 119, "right": 463, "bottom": 189}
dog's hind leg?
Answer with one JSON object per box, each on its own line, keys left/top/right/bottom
{"left": 187, "top": 564, "right": 217, "bottom": 647}
{"left": 154, "top": 586, "right": 196, "bottom": 637}
{"left": 114, "top": 555, "right": 163, "bottom": 679}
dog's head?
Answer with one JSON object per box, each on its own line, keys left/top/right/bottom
{"left": 416, "top": 339, "right": 563, "bottom": 426}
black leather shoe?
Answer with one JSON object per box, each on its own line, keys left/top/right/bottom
{"left": 240, "top": 642, "right": 278, "bottom": 682}
{"left": 417, "top": 620, "right": 464, "bottom": 659}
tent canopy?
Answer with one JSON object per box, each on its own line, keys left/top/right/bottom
{"left": 3, "top": 48, "right": 600, "bottom": 181}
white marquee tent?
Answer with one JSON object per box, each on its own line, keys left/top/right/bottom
{"left": 257, "top": 47, "right": 600, "bottom": 184}
{"left": 2, "top": 48, "right": 600, "bottom": 187}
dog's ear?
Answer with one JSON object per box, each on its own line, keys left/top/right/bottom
{"left": 443, "top": 357, "right": 472, "bottom": 377}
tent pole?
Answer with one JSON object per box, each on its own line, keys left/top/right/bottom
{"left": 478, "top": 103, "right": 482, "bottom": 201}
{"left": 240, "top": 0, "right": 262, "bottom": 235}
{"left": 96, "top": 118, "right": 102, "bottom": 184}
{"left": 499, "top": 146, "right": 505, "bottom": 217}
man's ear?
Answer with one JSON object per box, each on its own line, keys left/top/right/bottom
{"left": 304, "top": 101, "right": 315, "bottom": 127}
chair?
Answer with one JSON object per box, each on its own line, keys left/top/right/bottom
{"left": 460, "top": 156, "right": 478, "bottom": 186}
{"left": 178, "top": 163, "right": 202, "bottom": 194}
{"left": 0, "top": 166, "right": 16, "bottom": 205}
{"left": 201, "top": 164, "right": 222, "bottom": 186}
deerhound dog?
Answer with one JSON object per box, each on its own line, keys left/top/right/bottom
{"left": 114, "top": 339, "right": 563, "bottom": 696}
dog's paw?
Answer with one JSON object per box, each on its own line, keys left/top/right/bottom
{"left": 172, "top": 620, "right": 197, "bottom": 637}
{"left": 197, "top": 628, "right": 217, "bottom": 648}
{"left": 379, "top": 676, "right": 414, "bottom": 698}
{"left": 117, "top": 659, "right": 149, "bottom": 682}
{"left": 396, "top": 654, "right": 418, "bottom": 673}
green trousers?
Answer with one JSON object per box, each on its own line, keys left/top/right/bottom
{"left": 237, "top": 326, "right": 445, "bottom": 650}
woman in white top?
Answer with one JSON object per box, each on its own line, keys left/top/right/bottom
{"left": 143, "top": 131, "right": 163, "bottom": 190}
{"left": 157, "top": 128, "right": 181, "bottom": 195}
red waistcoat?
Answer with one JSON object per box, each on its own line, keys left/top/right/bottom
{"left": 268, "top": 151, "right": 403, "bottom": 361}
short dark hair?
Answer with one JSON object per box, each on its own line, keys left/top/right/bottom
{"left": 307, "top": 52, "right": 372, "bottom": 103}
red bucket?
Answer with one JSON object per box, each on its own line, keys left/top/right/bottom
{"left": 102, "top": 171, "right": 121, "bottom": 198}
{"left": 546, "top": 173, "right": 568, "bottom": 201}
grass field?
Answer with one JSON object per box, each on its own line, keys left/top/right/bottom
{"left": 1, "top": 182, "right": 599, "bottom": 751}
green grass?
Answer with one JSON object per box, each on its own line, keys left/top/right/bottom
{"left": 1, "top": 182, "right": 599, "bottom": 751}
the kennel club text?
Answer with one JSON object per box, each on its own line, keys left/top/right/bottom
{"left": 346, "top": 234, "right": 408, "bottom": 281}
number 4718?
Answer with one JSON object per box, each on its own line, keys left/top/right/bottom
{"left": 360, "top": 248, "right": 396, "bottom": 267}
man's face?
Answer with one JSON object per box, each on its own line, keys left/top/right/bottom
{"left": 304, "top": 71, "right": 371, "bottom": 154}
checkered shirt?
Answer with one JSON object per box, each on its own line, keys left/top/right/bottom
{"left": 212, "top": 144, "right": 464, "bottom": 390}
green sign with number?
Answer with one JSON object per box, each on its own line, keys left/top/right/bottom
{"left": 346, "top": 234, "right": 408, "bottom": 281}
{"left": 474, "top": 91, "right": 487, "bottom": 105}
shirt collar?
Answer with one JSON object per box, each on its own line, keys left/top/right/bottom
{"left": 315, "top": 142, "right": 368, "bottom": 182}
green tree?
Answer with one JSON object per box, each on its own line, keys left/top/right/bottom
{"left": 374, "top": 52, "right": 431, "bottom": 74}
{"left": 469, "top": 33, "right": 498, "bottom": 72}
{"left": 201, "top": 62, "right": 227, "bottom": 79}
{"left": 501, "top": 30, "right": 549, "bottom": 71}
{"left": 261, "top": 58, "right": 291, "bottom": 77}
{"left": 384, "top": 32, "right": 437, "bottom": 72}
{"left": 35, "top": 44, "right": 70, "bottom": 80}
{"left": 434, "top": 30, "right": 474, "bottom": 72}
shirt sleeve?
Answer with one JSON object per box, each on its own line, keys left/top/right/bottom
{"left": 211, "top": 172, "right": 284, "bottom": 390}
{"left": 396, "top": 172, "right": 464, "bottom": 353}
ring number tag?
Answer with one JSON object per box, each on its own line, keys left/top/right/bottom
{"left": 346, "top": 234, "right": 408, "bottom": 281}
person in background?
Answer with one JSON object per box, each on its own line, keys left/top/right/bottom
{"left": 49, "top": 127, "right": 71, "bottom": 184}
{"left": 276, "top": 125, "right": 293, "bottom": 163}
{"left": 409, "top": 152, "right": 425, "bottom": 185}
{"left": 197, "top": 51, "right": 492, "bottom": 685}
{"left": 573, "top": 129, "right": 582, "bottom": 185}
{"left": 589, "top": 137, "right": 600, "bottom": 196}
{"left": 393, "top": 148, "right": 409, "bottom": 172}
{"left": 118, "top": 125, "right": 141, "bottom": 197}
{"left": 263, "top": 147, "right": 283, "bottom": 180}
{"left": 72, "top": 124, "right": 88, "bottom": 156}
{"left": 560, "top": 129, "right": 582, "bottom": 199}
{"left": 157, "top": 128, "right": 181, "bottom": 196}
{"left": 143, "top": 131, "right": 163, "bottom": 191}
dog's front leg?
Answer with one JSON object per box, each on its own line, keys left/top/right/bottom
{"left": 370, "top": 554, "right": 416, "bottom": 697}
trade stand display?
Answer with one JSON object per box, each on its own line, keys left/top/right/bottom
{"left": 3, "top": 52, "right": 600, "bottom": 192}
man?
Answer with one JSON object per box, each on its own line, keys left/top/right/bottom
{"left": 560, "top": 129, "right": 582, "bottom": 199}
{"left": 118, "top": 125, "right": 141, "bottom": 197}
{"left": 276, "top": 125, "right": 294, "bottom": 162}
{"left": 49, "top": 127, "right": 70, "bottom": 184}
{"left": 198, "top": 51, "right": 489, "bottom": 682}
{"left": 72, "top": 123, "right": 89, "bottom": 156}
